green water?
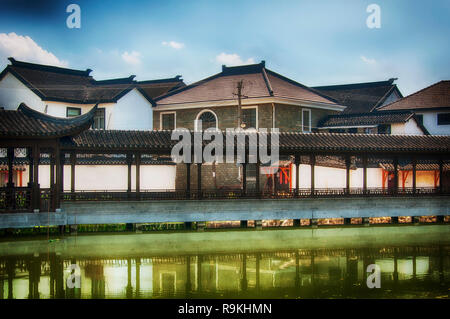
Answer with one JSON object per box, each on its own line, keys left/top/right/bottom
{"left": 0, "top": 225, "right": 449, "bottom": 299}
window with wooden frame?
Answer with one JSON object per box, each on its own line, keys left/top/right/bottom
{"left": 66, "top": 107, "right": 81, "bottom": 117}
{"left": 302, "top": 108, "right": 311, "bottom": 132}
{"left": 92, "top": 108, "right": 105, "bottom": 129}
{"left": 437, "top": 113, "right": 450, "bottom": 125}
{"left": 241, "top": 107, "right": 257, "bottom": 129}
{"left": 161, "top": 112, "right": 176, "bottom": 130}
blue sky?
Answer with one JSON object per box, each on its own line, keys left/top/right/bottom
{"left": 0, "top": 0, "right": 449, "bottom": 95}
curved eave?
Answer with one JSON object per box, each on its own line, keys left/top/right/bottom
{"left": 3, "top": 103, "right": 98, "bottom": 139}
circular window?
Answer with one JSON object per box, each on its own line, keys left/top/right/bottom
{"left": 197, "top": 111, "right": 217, "bottom": 130}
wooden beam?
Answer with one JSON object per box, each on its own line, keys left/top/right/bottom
{"left": 439, "top": 158, "right": 443, "bottom": 194}
{"left": 50, "top": 150, "right": 55, "bottom": 211}
{"left": 7, "top": 147, "right": 14, "bottom": 187}
{"left": 345, "top": 155, "right": 351, "bottom": 195}
{"left": 135, "top": 153, "right": 141, "bottom": 200}
{"left": 186, "top": 163, "right": 191, "bottom": 199}
{"left": 126, "top": 153, "right": 132, "bottom": 193}
{"left": 55, "top": 146, "right": 61, "bottom": 209}
{"left": 32, "top": 144, "right": 40, "bottom": 210}
{"left": 412, "top": 157, "right": 417, "bottom": 194}
{"left": 197, "top": 163, "right": 202, "bottom": 199}
{"left": 310, "top": 154, "right": 315, "bottom": 196}
{"left": 28, "top": 147, "right": 33, "bottom": 186}
{"left": 393, "top": 157, "right": 399, "bottom": 194}
{"left": 70, "top": 152, "right": 76, "bottom": 193}
{"left": 255, "top": 159, "right": 260, "bottom": 196}
{"left": 362, "top": 154, "right": 368, "bottom": 194}
{"left": 295, "top": 154, "right": 300, "bottom": 196}
{"left": 242, "top": 163, "right": 247, "bottom": 196}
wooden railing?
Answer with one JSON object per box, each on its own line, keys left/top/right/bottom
{"left": 60, "top": 187, "right": 449, "bottom": 202}
{"left": 1, "top": 186, "right": 448, "bottom": 213}
{"left": 0, "top": 187, "right": 32, "bottom": 212}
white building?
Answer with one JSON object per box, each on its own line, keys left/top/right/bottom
{"left": 377, "top": 80, "right": 450, "bottom": 135}
{"left": 0, "top": 58, "right": 185, "bottom": 190}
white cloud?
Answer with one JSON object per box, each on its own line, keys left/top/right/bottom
{"left": 0, "top": 32, "right": 68, "bottom": 67}
{"left": 360, "top": 55, "right": 376, "bottom": 65}
{"left": 121, "top": 51, "right": 141, "bottom": 65}
{"left": 215, "top": 53, "right": 255, "bottom": 66}
{"left": 162, "top": 41, "right": 185, "bottom": 50}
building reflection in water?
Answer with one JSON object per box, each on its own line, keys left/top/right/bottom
{"left": 0, "top": 244, "right": 448, "bottom": 299}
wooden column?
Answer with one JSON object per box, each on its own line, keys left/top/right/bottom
{"left": 412, "top": 157, "right": 417, "bottom": 195}
{"left": 186, "top": 163, "right": 191, "bottom": 199}
{"left": 393, "top": 156, "right": 399, "bottom": 194}
{"left": 32, "top": 144, "right": 40, "bottom": 211}
{"left": 55, "top": 147, "right": 61, "bottom": 209}
{"left": 242, "top": 163, "right": 247, "bottom": 196}
{"left": 126, "top": 153, "right": 132, "bottom": 198}
{"left": 70, "top": 152, "right": 76, "bottom": 193}
{"left": 439, "top": 158, "right": 443, "bottom": 194}
{"left": 197, "top": 163, "right": 202, "bottom": 199}
{"left": 7, "top": 147, "right": 14, "bottom": 210}
{"left": 295, "top": 154, "right": 300, "bottom": 196}
{"left": 7, "top": 147, "right": 14, "bottom": 187}
{"left": 363, "top": 154, "right": 368, "bottom": 194}
{"left": 28, "top": 147, "right": 33, "bottom": 186}
{"left": 59, "top": 152, "right": 65, "bottom": 193}
{"left": 345, "top": 155, "right": 351, "bottom": 195}
{"left": 50, "top": 150, "right": 55, "bottom": 211}
{"left": 135, "top": 153, "right": 141, "bottom": 200}
{"left": 310, "top": 154, "right": 315, "bottom": 197}
{"left": 255, "top": 159, "right": 260, "bottom": 196}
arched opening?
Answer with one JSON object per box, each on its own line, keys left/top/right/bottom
{"left": 195, "top": 109, "right": 218, "bottom": 130}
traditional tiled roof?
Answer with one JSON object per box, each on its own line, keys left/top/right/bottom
{"left": 377, "top": 80, "right": 450, "bottom": 111}
{"left": 318, "top": 111, "right": 420, "bottom": 128}
{"left": 155, "top": 61, "right": 339, "bottom": 106}
{"left": 62, "top": 129, "right": 450, "bottom": 154}
{"left": 0, "top": 58, "right": 185, "bottom": 106}
{"left": 138, "top": 76, "right": 185, "bottom": 99}
{"left": 313, "top": 79, "right": 402, "bottom": 114}
{"left": 0, "top": 103, "right": 96, "bottom": 138}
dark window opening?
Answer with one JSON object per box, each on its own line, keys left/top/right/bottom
{"left": 242, "top": 108, "right": 256, "bottom": 129}
{"left": 198, "top": 111, "right": 216, "bottom": 130}
{"left": 162, "top": 113, "right": 175, "bottom": 130}
{"left": 348, "top": 128, "right": 358, "bottom": 133}
{"left": 437, "top": 113, "right": 450, "bottom": 125}
{"left": 66, "top": 107, "right": 81, "bottom": 117}
{"left": 378, "top": 124, "right": 391, "bottom": 134}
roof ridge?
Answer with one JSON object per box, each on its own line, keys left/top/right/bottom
{"left": 138, "top": 75, "right": 183, "bottom": 84}
{"left": 93, "top": 75, "right": 136, "bottom": 85}
{"left": 8, "top": 57, "right": 92, "bottom": 77}
{"left": 265, "top": 69, "right": 339, "bottom": 104}
{"left": 377, "top": 80, "right": 448, "bottom": 111}
{"left": 313, "top": 79, "right": 396, "bottom": 90}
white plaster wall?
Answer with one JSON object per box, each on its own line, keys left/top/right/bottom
{"left": 403, "top": 118, "right": 424, "bottom": 135}
{"left": 291, "top": 166, "right": 384, "bottom": 189}
{"left": 418, "top": 111, "right": 450, "bottom": 135}
{"left": 111, "top": 89, "right": 153, "bottom": 130}
{"left": 391, "top": 120, "right": 423, "bottom": 135}
{"left": 0, "top": 73, "right": 45, "bottom": 110}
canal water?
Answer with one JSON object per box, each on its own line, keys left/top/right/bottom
{"left": 0, "top": 224, "right": 448, "bottom": 299}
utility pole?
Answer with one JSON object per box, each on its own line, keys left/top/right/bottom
{"left": 236, "top": 80, "right": 244, "bottom": 129}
